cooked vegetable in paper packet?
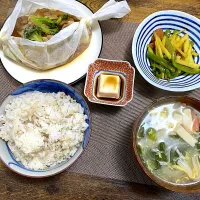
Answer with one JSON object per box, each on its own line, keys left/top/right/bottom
{"left": 0, "top": 0, "right": 130, "bottom": 71}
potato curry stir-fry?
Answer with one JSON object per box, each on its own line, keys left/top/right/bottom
{"left": 147, "top": 29, "right": 200, "bottom": 81}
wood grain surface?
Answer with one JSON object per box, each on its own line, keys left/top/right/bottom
{"left": 0, "top": 0, "right": 200, "bottom": 200}
{"left": 80, "top": 0, "right": 200, "bottom": 22}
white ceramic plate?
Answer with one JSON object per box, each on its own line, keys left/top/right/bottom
{"left": 0, "top": 1, "right": 102, "bottom": 84}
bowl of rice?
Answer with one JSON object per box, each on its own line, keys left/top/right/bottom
{"left": 0, "top": 79, "right": 91, "bottom": 178}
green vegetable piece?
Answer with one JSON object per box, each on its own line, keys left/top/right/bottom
{"left": 57, "top": 14, "right": 68, "bottom": 25}
{"left": 165, "top": 36, "right": 200, "bottom": 75}
{"left": 160, "top": 107, "right": 168, "bottom": 118}
{"left": 170, "top": 149, "right": 179, "bottom": 164}
{"left": 196, "top": 142, "right": 200, "bottom": 150}
{"left": 190, "top": 41, "right": 194, "bottom": 46}
{"left": 147, "top": 45, "right": 154, "bottom": 54}
{"left": 169, "top": 69, "right": 182, "bottom": 79}
{"left": 146, "top": 160, "right": 161, "bottom": 171}
{"left": 147, "top": 52, "right": 176, "bottom": 73}
{"left": 198, "top": 137, "right": 200, "bottom": 143}
{"left": 24, "top": 24, "right": 43, "bottom": 42}
{"left": 172, "top": 60, "right": 200, "bottom": 74}
{"left": 165, "top": 69, "right": 170, "bottom": 77}
{"left": 165, "top": 37, "right": 176, "bottom": 60}
{"left": 158, "top": 142, "right": 165, "bottom": 152}
{"left": 35, "top": 17, "right": 57, "bottom": 28}
{"left": 147, "top": 45, "right": 155, "bottom": 65}
{"left": 155, "top": 71, "right": 162, "bottom": 79}
{"left": 147, "top": 128, "right": 157, "bottom": 141}
{"left": 30, "top": 15, "right": 59, "bottom": 35}
{"left": 152, "top": 66, "right": 156, "bottom": 72}
{"left": 137, "top": 144, "right": 143, "bottom": 155}
{"left": 138, "top": 126, "right": 145, "bottom": 139}
{"left": 151, "top": 63, "right": 165, "bottom": 73}
{"left": 164, "top": 29, "right": 171, "bottom": 37}
{"left": 163, "top": 55, "right": 169, "bottom": 60}
{"left": 164, "top": 69, "right": 171, "bottom": 81}
{"left": 173, "top": 29, "right": 179, "bottom": 34}
{"left": 155, "top": 151, "right": 168, "bottom": 162}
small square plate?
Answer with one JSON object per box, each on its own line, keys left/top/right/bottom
{"left": 84, "top": 59, "right": 135, "bottom": 106}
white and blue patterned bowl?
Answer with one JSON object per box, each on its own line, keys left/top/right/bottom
{"left": 0, "top": 79, "right": 91, "bottom": 178}
{"left": 132, "top": 10, "right": 200, "bottom": 92}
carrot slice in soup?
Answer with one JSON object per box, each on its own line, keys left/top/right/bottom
{"left": 192, "top": 114, "right": 199, "bottom": 132}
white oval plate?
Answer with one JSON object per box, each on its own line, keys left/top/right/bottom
{"left": 0, "top": 1, "right": 102, "bottom": 84}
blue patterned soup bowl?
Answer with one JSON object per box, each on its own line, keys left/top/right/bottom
{"left": 0, "top": 80, "right": 91, "bottom": 178}
{"left": 132, "top": 10, "right": 200, "bottom": 92}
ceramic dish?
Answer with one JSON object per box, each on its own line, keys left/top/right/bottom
{"left": 0, "top": 79, "right": 91, "bottom": 178}
{"left": 0, "top": 1, "right": 102, "bottom": 84}
{"left": 133, "top": 96, "right": 200, "bottom": 192}
{"left": 132, "top": 10, "right": 200, "bottom": 92}
{"left": 84, "top": 59, "right": 135, "bottom": 106}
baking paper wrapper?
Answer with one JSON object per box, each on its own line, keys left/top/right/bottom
{"left": 0, "top": 0, "right": 130, "bottom": 70}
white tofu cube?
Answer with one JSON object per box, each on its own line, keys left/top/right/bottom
{"left": 97, "top": 74, "right": 121, "bottom": 99}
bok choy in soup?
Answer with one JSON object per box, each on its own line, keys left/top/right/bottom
{"left": 137, "top": 103, "right": 200, "bottom": 184}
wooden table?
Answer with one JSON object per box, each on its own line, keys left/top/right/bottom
{"left": 0, "top": 1, "right": 200, "bottom": 199}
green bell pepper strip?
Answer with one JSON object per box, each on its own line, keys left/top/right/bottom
{"left": 155, "top": 71, "right": 162, "bottom": 79}
{"left": 165, "top": 36, "right": 176, "bottom": 60}
{"left": 151, "top": 63, "right": 165, "bottom": 73}
{"left": 164, "top": 29, "right": 171, "bottom": 37}
{"left": 152, "top": 66, "right": 156, "bottom": 72}
{"left": 147, "top": 45, "right": 155, "bottom": 66}
{"left": 165, "top": 69, "right": 171, "bottom": 77}
{"left": 173, "top": 29, "right": 179, "bottom": 34}
{"left": 147, "top": 52, "right": 176, "bottom": 73}
{"left": 172, "top": 60, "right": 200, "bottom": 74}
{"left": 147, "top": 45, "right": 154, "bottom": 54}
{"left": 169, "top": 69, "right": 182, "bottom": 79}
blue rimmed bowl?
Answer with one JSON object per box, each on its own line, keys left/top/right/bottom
{"left": 0, "top": 79, "right": 91, "bottom": 178}
{"left": 132, "top": 10, "right": 200, "bottom": 92}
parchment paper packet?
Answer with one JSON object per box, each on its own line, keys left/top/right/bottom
{"left": 0, "top": 0, "right": 130, "bottom": 71}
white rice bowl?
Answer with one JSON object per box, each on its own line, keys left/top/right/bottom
{"left": 0, "top": 91, "right": 88, "bottom": 170}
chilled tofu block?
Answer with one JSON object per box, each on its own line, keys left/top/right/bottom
{"left": 97, "top": 74, "right": 121, "bottom": 99}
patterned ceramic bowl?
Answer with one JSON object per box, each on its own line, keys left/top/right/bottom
{"left": 84, "top": 59, "right": 135, "bottom": 106}
{"left": 0, "top": 79, "right": 91, "bottom": 178}
{"left": 132, "top": 10, "right": 200, "bottom": 92}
